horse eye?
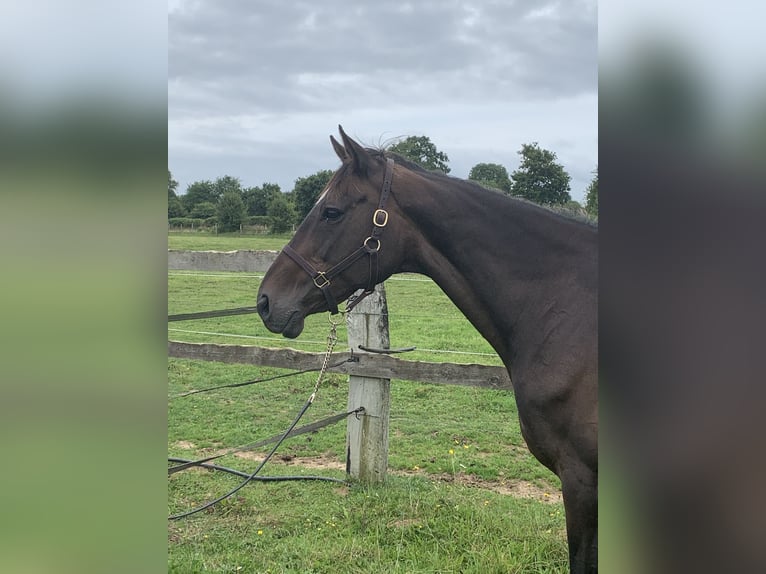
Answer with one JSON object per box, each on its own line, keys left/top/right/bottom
{"left": 322, "top": 207, "right": 343, "bottom": 221}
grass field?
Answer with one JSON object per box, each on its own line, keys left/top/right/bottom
{"left": 169, "top": 230, "right": 294, "bottom": 251}
{"left": 168, "top": 232, "right": 567, "bottom": 573}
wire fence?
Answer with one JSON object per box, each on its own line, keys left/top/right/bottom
{"left": 168, "top": 327, "right": 499, "bottom": 358}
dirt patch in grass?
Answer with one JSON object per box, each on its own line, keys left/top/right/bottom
{"left": 233, "top": 451, "right": 562, "bottom": 503}
{"left": 446, "top": 473, "right": 562, "bottom": 504}
{"left": 167, "top": 523, "right": 184, "bottom": 544}
{"left": 173, "top": 440, "right": 197, "bottom": 450}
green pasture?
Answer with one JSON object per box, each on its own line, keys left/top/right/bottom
{"left": 168, "top": 232, "right": 567, "bottom": 573}
{"left": 168, "top": 230, "right": 294, "bottom": 252}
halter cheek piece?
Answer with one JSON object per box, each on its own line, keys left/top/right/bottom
{"left": 281, "top": 157, "right": 394, "bottom": 315}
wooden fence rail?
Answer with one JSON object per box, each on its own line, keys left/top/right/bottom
{"left": 167, "top": 341, "right": 511, "bottom": 390}
{"left": 169, "top": 249, "right": 511, "bottom": 482}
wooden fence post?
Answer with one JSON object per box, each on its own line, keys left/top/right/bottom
{"left": 345, "top": 284, "right": 390, "bottom": 483}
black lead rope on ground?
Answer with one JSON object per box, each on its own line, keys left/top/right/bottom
{"left": 169, "top": 399, "right": 314, "bottom": 520}
{"left": 168, "top": 392, "right": 359, "bottom": 519}
{"left": 167, "top": 407, "right": 365, "bottom": 475}
{"left": 169, "top": 312, "right": 350, "bottom": 520}
{"left": 167, "top": 458, "right": 348, "bottom": 484}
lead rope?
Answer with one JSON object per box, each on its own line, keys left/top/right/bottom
{"left": 169, "top": 312, "right": 345, "bottom": 521}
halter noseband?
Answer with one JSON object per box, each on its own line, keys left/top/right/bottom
{"left": 281, "top": 157, "right": 394, "bottom": 315}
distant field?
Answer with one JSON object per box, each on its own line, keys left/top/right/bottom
{"left": 168, "top": 231, "right": 567, "bottom": 572}
{"left": 168, "top": 231, "right": 293, "bottom": 251}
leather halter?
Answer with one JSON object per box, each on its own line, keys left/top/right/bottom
{"left": 281, "top": 158, "right": 394, "bottom": 315}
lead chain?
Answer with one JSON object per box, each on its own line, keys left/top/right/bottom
{"left": 309, "top": 313, "right": 343, "bottom": 403}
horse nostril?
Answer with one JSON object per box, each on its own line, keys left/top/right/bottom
{"left": 257, "top": 294, "right": 270, "bottom": 319}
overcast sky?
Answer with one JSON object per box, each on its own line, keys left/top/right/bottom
{"left": 169, "top": 0, "right": 597, "bottom": 202}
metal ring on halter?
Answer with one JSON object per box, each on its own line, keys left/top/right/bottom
{"left": 363, "top": 236, "right": 381, "bottom": 253}
{"left": 372, "top": 209, "right": 389, "bottom": 227}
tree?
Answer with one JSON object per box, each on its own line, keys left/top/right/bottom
{"left": 168, "top": 170, "right": 185, "bottom": 217}
{"left": 168, "top": 195, "right": 185, "bottom": 218}
{"left": 190, "top": 201, "right": 217, "bottom": 219}
{"left": 216, "top": 191, "right": 246, "bottom": 232}
{"left": 168, "top": 170, "right": 178, "bottom": 196}
{"left": 244, "top": 182, "right": 281, "bottom": 216}
{"left": 267, "top": 194, "right": 296, "bottom": 234}
{"left": 213, "top": 175, "right": 243, "bottom": 198}
{"left": 180, "top": 175, "right": 242, "bottom": 214}
{"left": 510, "top": 143, "right": 571, "bottom": 205}
{"left": 293, "top": 169, "right": 334, "bottom": 221}
{"left": 388, "top": 135, "right": 450, "bottom": 173}
{"left": 585, "top": 168, "right": 598, "bottom": 218}
{"left": 468, "top": 163, "right": 511, "bottom": 193}
{"left": 182, "top": 179, "right": 217, "bottom": 213}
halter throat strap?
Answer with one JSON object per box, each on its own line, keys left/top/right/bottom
{"left": 281, "top": 158, "right": 394, "bottom": 315}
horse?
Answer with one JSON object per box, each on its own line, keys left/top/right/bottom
{"left": 257, "top": 126, "right": 598, "bottom": 573}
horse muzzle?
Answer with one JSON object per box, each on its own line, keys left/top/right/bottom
{"left": 256, "top": 293, "right": 306, "bottom": 338}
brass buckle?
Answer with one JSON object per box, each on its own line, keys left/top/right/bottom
{"left": 372, "top": 209, "right": 389, "bottom": 227}
{"left": 363, "top": 237, "right": 381, "bottom": 253}
{"left": 313, "top": 272, "right": 330, "bottom": 289}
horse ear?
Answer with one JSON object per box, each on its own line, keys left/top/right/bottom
{"left": 330, "top": 135, "right": 347, "bottom": 161}
{"left": 338, "top": 125, "right": 370, "bottom": 175}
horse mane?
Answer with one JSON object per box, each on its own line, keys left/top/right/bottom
{"left": 358, "top": 147, "right": 598, "bottom": 229}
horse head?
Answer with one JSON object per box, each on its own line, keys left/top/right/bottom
{"left": 257, "top": 126, "right": 408, "bottom": 337}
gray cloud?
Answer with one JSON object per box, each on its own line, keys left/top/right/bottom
{"left": 170, "top": 0, "right": 596, "bottom": 114}
{"left": 169, "top": 0, "right": 597, "bottom": 200}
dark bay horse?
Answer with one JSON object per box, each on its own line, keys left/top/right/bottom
{"left": 257, "top": 126, "right": 597, "bottom": 573}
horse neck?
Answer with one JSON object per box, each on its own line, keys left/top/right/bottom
{"left": 396, "top": 175, "right": 597, "bottom": 364}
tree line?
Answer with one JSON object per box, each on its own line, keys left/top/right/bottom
{"left": 168, "top": 136, "right": 598, "bottom": 233}
{"left": 168, "top": 173, "right": 297, "bottom": 233}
